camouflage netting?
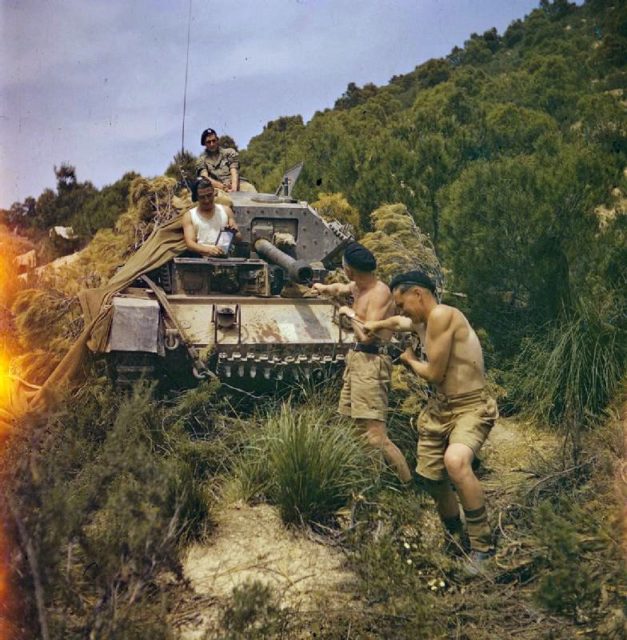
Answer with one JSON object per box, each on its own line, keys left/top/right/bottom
{"left": 2, "top": 176, "right": 209, "bottom": 427}
{"left": 121, "top": 176, "right": 185, "bottom": 251}
{"left": 11, "top": 288, "right": 84, "bottom": 384}
{"left": 311, "top": 192, "right": 361, "bottom": 236}
{"left": 35, "top": 176, "right": 235, "bottom": 297}
{"left": 360, "top": 203, "right": 443, "bottom": 290}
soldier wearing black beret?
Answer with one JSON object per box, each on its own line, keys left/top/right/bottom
{"left": 364, "top": 269, "right": 499, "bottom": 576}
{"left": 312, "top": 243, "right": 412, "bottom": 484}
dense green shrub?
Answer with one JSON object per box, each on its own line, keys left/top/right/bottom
{"left": 2, "top": 380, "right": 217, "bottom": 638}
{"left": 507, "top": 297, "right": 626, "bottom": 446}
{"left": 533, "top": 502, "right": 602, "bottom": 622}
{"left": 232, "top": 403, "right": 376, "bottom": 525}
{"left": 217, "top": 580, "right": 284, "bottom": 640}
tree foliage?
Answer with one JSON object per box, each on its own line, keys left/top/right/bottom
{"left": 237, "top": 0, "right": 626, "bottom": 375}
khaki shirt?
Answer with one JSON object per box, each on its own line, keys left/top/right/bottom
{"left": 196, "top": 148, "right": 239, "bottom": 184}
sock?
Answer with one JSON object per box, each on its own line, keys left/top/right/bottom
{"left": 463, "top": 505, "right": 493, "bottom": 553}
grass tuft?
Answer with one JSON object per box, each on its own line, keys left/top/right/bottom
{"left": 507, "top": 296, "right": 626, "bottom": 456}
{"left": 232, "top": 402, "right": 376, "bottom": 525}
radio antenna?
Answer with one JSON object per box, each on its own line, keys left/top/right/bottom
{"left": 181, "top": 0, "right": 193, "bottom": 154}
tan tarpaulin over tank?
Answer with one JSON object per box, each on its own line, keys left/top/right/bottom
{"left": 1, "top": 214, "right": 188, "bottom": 430}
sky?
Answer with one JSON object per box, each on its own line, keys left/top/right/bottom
{"left": 0, "top": 0, "right": 547, "bottom": 207}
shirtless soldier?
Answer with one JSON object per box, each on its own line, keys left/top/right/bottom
{"left": 364, "top": 270, "right": 498, "bottom": 574}
{"left": 312, "top": 243, "right": 412, "bottom": 484}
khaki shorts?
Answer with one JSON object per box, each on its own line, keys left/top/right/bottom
{"left": 338, "top": 350, "right": 392, "bottom": 423}
{"left": 417, "top": 388, "right": 498, "bottom": 481}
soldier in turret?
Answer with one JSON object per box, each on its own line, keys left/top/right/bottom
{"left": 313, "top": 242, "right": 412, "bottom": 484}
{"left": 196, "top": 128, "right": 256, "bottom": 193}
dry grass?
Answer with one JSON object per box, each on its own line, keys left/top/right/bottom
{"left": 361, "top": 203, "right": 443, "bottom": 287}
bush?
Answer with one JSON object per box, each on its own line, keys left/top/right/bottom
{"left": 532, "top": 502, "right": 601, "bottom": 623}
{"left": 507, "top": 297, "right": 626, "bottom": 455}
{"left": 2, "top": 379, "right": 216, "bottom": 638}
{"left": 218, "top": 580, "right": 284, "bottom": 640}
{"left": 360, "top": 203, "right": 443, "bottom": 288}
{"left": 233, "top": 403, "right": 375, "bottom": 525}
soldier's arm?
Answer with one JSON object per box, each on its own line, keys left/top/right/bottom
{"left": 230, "top": 166, "right": 239, "bottom": 192}
{"left": 363, "top": 315, "right": 414, "bottom": 334}
{"left": 226, "top": 149, "right": 240, "bottom": 192}
{"left": 223, "top": 205, "right": 242, "bottom": 241}
{"left": 403, "top": 306, "right": 453, "bottom": 384}
{"left": 195, "top": 157, "right": 208, "bottom": 180}
{"left": 197, "top": 167, "right": 222, "bottom": 190}
{"left": 196, "top": 157, "right": 226, "bottom": 191}
{"left": 312, "top": 281, "right": 352, "bottom": 297}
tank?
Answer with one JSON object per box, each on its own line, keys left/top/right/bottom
{"left": 105, "top": 185, "right": 356, "bottom": 388}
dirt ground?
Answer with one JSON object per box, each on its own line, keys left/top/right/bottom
{"left": 174, "top": 418, "right": 606, "bottom": 639}
{"left": 178, "top": 501, "right": 358, "bottom": 639}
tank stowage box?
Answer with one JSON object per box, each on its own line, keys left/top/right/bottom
{"left": 106, "top": 190, "right": 356, "bottom": 387}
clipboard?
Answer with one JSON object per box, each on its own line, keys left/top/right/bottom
{"left": 215, "top": 229, "right": 235, "bottom": 253}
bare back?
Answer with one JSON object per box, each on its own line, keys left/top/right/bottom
{"left": 351, "top": 280, "right": 395, "bottom": 343}
{"left": 424, "top": 304, "right": 485, "bottom": 396}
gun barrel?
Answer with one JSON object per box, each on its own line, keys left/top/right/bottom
{"left": 254, "top": 238, "right": 313, "bottom": 284}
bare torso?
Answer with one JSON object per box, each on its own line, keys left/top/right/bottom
{"left": 422, "top": 305, "right": 485, "bottom": 396}
{"left": 351, "top": 280, "right": 395, "bottom": 343}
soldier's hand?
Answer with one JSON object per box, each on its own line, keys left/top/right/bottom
{"left": 400, "top": 346, "right": 418, "bottom": 365}
{"left": 311, "top": 283, "right": 325, "bottom": 295}
{"left": 338, "top": 305, "right": 354, "bottom": 319}
{"left": 362, "top": 320, "right": 378, "bottom": 335}
{"left": 203, "top": 245, "right": 225, "bottom": 257}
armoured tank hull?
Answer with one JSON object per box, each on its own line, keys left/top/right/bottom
{"left": 105, "top": 190, "right": 355, "bottom": 388}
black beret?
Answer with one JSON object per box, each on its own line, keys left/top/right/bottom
{"left": 200, "top": 127, "right": 218, "bottom": 145}
{"left": 389, "top": 270, "right": 436, "bottom": 293}
{"left": 343, "top": 242, "right": 376, "bottom": 272}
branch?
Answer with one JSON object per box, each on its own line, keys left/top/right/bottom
{"left": 6, "top": 494, "right": 50, "bottom": 640}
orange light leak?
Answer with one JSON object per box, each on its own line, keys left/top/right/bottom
{"left": 0, "top": 355, "right": 11, "bottom": 411}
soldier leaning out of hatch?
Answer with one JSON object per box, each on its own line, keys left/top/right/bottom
{"left": 196, "top": 128, "right": 256, "bottom": 193}
{"left": 363, "top": 270, "right": 499, "bottom": 576}
{"left": 312, "top": 242, "right": 412, "bottom": 485}
{"left": 182, "top": 180, "right": 241, "bottom": 257}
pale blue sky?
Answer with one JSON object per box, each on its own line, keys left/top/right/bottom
{"left": 1, "top": 0, "right": 548, "bottom": 206}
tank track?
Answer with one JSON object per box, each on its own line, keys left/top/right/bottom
{"left": 216, "top": 350, "right": 347, "bottom": 381}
